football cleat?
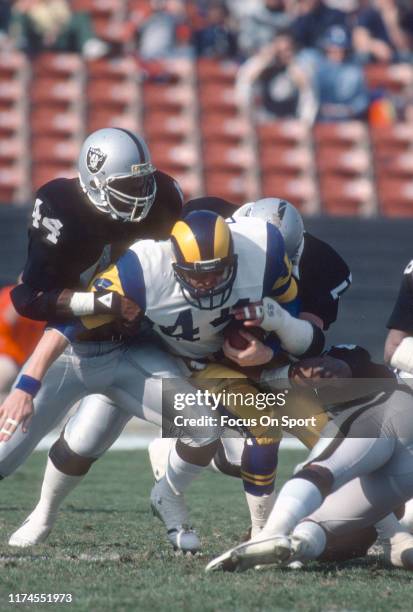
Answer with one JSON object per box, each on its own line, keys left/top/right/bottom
{"left": 150, "top": 477, "right": 200, "bottom": 554}
{"left": 8, "top": 511, "right": 56, "bottom": 547}
{"left": 382, "top": 532, "right": 413, "bottom": 570}
{"left": 205, "top": 535, "right": 291, "bottom": 573}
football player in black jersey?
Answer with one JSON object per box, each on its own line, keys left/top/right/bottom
{"left": 11, "top": 127, "right": 183, "bottom": 323}
{"left": 384, "top": 260, "right": 413, "bottom": 536}
{"left": 0, "top": 128, "right": 227, "bottom": 553}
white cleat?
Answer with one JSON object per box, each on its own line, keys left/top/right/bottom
{"left": 150, "top": 477, "right": 200, "bottom": 554}
{"left": 382, "top": 532, "right": 413, "bottom": 570}
{"left": 8, "top": 512, "right": 56, "bottom": 547}
{"left": 205, "top": 535, "right": 292, "bottom": 573}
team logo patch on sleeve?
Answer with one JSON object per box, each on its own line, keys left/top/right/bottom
{"left": 87, "top": 147, "right": 107, "bottom": 174}
{"left": 93, "top": 278, "right": 113, "bottom": 291}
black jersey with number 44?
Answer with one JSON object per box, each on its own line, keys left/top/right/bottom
{"left": 387, "top": 261, "right": 413, "bottom": 334}
{"left": 11, "top": 171, "right": 183, "bottom": 321}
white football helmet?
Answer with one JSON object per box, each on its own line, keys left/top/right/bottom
{"left": 233, "top": 197, "right": 305, "bottom": 268}
{"left": 78, "top": 127, "right": 157, "bottom": 222}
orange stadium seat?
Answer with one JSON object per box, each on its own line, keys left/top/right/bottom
{"left": 143, "top": 110, "right": 195, "bottom": 141}
{"left": 32, "top": 53, "right": 84, "bottom": 77}
{"left": 87, "top": 80, "right": 139, "bottom": 108}
{"left": 31, "top": 109, "right": 83, "bottom": 137}
{"left": 32, "top": 163, "right": 77, "bottom": 192}
{"left": 260, "top": 144, "right": 312, "bottom": 175}
{"left": 257, "top": 120, "right": 310, "bottom": 146}
{"left": 314, "top": 121, "right": 367, "bottom": 147}
{"left": 198, "top": 83, "right": 237, "bottom": 113}
{"left": 319, "top": 176, "right": 375, "bottom": 216}
{"left": 0, "top": 138, "right": 25, "bottom": 162}
{"left": 374, "top": 151, "right": 413, "bottom": 178}
{"left": 197, "top": 59, "right": 238, "bottom": 84}
{"left": 0, "top": 81, "right": 25, "bottom": 107}
{"left": 377, "top": 177, "right": 413, "bottom": 217}
{"left": 143, "top": 82, "right": 195, "bottom": 112}
{"left": 261, "top": 174, "right": 317, "bottom": 213}
{"left": 364, "top": 63, "right": 413, "bottom": 95}
{"left": 205, "top": 170, "right": 257, "bottom": 204}
{"left": 0, "top": 109, "right": 25, "bottom": 136}
{"left": 31, "top": 78, "right": 83, "bottom": 107}
{"left": 0, "top": 51, "right": 27, "bottom": 78}
{"left": 0, "top": 166, "right": 27, "bottom": 204}
{"left": 370, "top": 124, "right": 413, "bottom": 154}
{"left": 87, "top": 56, "right": 138, "bottom": 81}
{"left": 203, "top": 143, "right": 254, "bottom": 171}
{"left": 32, "top": 137, "right": 79, "bottom": 164}
{"left": 87, "top": 109, "right": 140, "bottom": 133}
{"left": 316, "top": 146, "right": 371, "bottom": 176}
{"left": 201, "top": 114, "right": 250, "bottom": 142}
{"left": 150, "top": 142, "right": 198, "bottom": 171}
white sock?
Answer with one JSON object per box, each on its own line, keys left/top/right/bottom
{"left": 260, "top": 478, "right": 323, "bottom": 538}
{"left": 33, "top": 458, "right": 85, "bottom": 519}
{"left": 375, "top": 513, "right": 404, "bottom": 540}
{"left": 166, "top": 444, "right": 204, "bottom": 495}
{"left": 400, "top": 499, "right": 413, "bottom": 533}
{"left": 292, "top": 521, "right": 327, "bottom": 560}
{"left": 245, "top": 490, "right": 276, "bottom": 538}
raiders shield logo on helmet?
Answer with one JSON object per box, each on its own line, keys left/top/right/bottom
{"left": 87, "top": 147, "right": 107, "bottom": 174}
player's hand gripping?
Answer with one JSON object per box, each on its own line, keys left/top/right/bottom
{"left": 223, "top": 329, "right": 274, "bottom": 367}
{"left": 0, "top": 389, "right": 34, "bottom": 441}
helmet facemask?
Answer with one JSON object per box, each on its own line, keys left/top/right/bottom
{"left": 172, "top": 255, "right": 238, "bottom": 310}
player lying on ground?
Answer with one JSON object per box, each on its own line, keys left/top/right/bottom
{"left": 206, "top": 261, "right": 413, "bottom": 572}
{"left": 1, "top": 210, "right": 321, "bottom": 551}
{"left": 206, "top": 373, "right": 413, "bottom": 572}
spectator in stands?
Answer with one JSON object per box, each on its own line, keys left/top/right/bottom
{"left": 0, "top": 284, "right": 43, "bottom": 401}
{"left": 292, "top": 0, "right": 348, "bottom": 50}
{"left": 236, "top": 30, "right": 317, "bottom": 124}
{"left": 192, "top": 1, "right": 238, "bottom": 59}
{"left": 237, "top": 0, "right": 294, "bottom": 58}
{"left": 10, "top": 0, "right": 108, "bottom": 58}
{"left": 136, "top": 0, "right": 191, "bottom": 60}
{"left": 311, "top": 25, "right": 370, "bottom": 122}
{"left": 353, "top": 0, "right": 412, "bottom": 63}
{"left": 0, "top": 0, "right": 13, "bottom": 48}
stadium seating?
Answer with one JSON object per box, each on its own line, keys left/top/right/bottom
{"left": 1, "top": 45, "right": 412, "bottom": 215}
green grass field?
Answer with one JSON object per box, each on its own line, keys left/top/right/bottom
{"left": 0, "top": 449, "right": 411, "bottom": 612}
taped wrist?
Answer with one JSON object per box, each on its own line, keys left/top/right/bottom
{"left": 390, "top": 337, "right": 413, "bottom": 374}
{"left": 69, "top": 291, "right": 122, "bottom": 316}
{"left": 260, "top": 297, "right": 324, "bottom": 356}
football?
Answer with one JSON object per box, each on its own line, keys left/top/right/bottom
{"left": 223, "top": 320, "right": 266, "bottom": 350}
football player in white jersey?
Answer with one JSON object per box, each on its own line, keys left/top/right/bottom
{"left": 2, "top": 210, "right": 322, "bottom": 550}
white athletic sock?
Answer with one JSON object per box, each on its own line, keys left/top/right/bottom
{"left": 33, "top": 458, "right": 85, "bottom": 519}
{"left": 245, "top": 490, "right": 276, "bottom": 538}
{"left": 259, "top": 478, "right": 323, "bottom": 538}
{"left": 166, "top": 444, "right": 205, "bottom": 495}
{"left": 292, "top": 521, "right": 327, "bottom": 560}
{"left": 375, "top": 513, "right": 404, "bottom": 540}
{"left": 400, "top": 499, "right": 413, "bottom": 534}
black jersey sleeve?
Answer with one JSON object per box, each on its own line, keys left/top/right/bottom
{"left": 298, "top": 233, "right": 351, "bottom": 330}
{"left": 387, "top": 261, "right": 413, "bottom": 333}
{"left": 12, "top": 185, "right": 72, "bottom": 320}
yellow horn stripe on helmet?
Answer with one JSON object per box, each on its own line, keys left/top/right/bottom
{"left": 171, "top": 220, "right": 201, "bottom": 263}
{"left": 213, "top": 215, "right": 231, "bottom": 259}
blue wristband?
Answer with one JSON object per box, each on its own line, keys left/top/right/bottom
{"left": 15, "top": 375, "right": 42, "bottom": 397}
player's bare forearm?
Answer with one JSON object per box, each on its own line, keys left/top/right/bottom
{"left": 384, "top": 329, "right": 408, "bottom": 364}
{"left": 24, "top": 328, "right": 69, "bottom": 381}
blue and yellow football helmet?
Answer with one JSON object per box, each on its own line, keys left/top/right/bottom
{"left": 171, "top": 210, "right": 238, "bottom": 310}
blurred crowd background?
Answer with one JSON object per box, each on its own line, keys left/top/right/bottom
{"left": 0, "top": 0, "right": 413, "bottom": 393}
{"left": 0, "top": 0, "right": 413, "bottom": 216}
